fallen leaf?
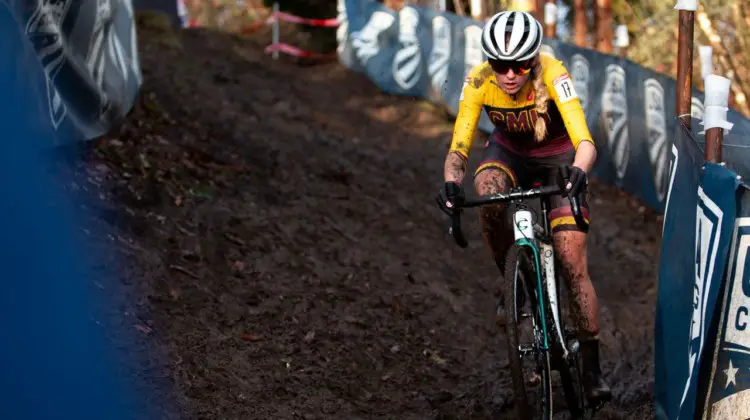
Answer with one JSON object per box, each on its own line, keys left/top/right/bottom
{"left": 135, "top": 324, "right": 153, "bottom": 334}
{"left": 240, "top": 333, "right": 262, "bottom": 342}
{"left": 303, "top": 330, "right": 315, "bottom": 343}
{"left": 423, "top": 349, "right": 447, "bottom": 366}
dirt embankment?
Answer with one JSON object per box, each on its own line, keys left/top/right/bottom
{"left": 68, "top": 13, "right": 663, "bottom": 419}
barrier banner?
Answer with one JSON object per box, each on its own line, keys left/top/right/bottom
{"left": 336, "top": 0, "right": 750, "bottom": 212}
{"left": 701, "top": 185, "right": 750, "bottom": 419}
{"left": 336, "top": 3, "right": 750, "bottom": 418}
{"left": 11, "top": 0, "right": 142, "bottom": 144}
{"left": 653, "top": 120, "right": 702, "bottom": 420}
{"left": 654, "top": 121, "right": 739, "bottom": 419}
{"left": 0, "top": 1, "right": 147, "bottom": 417}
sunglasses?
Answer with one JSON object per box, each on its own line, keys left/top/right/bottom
{"left": 488, "top": 58, "right": 533, "bottom": 75}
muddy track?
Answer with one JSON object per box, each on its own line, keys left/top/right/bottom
{"left": 72, "top": 18, "right": 662, "bottom": 420}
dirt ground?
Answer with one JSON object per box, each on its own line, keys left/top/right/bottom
{"left": 62, "top": 14, "right": 664, "bottom": 420}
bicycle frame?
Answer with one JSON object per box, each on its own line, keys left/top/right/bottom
{"left": 437, "top": 177, "right": 589, "bottom": 359}
{"left": 510, "top": 195, "right": 569, "bottom": 359}
{"left": 436, "top": 175, "right": 592, "bottom": 417}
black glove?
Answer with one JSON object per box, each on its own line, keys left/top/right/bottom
{"left": 438, "top": 181, "right": 465, "bottom": 215}
{"left": 558, "top": 165, "right": 587, "bottom": 197}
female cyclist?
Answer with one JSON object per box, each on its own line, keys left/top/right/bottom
{"left": 440, "top": 10, "right": 611, "bottom": 404}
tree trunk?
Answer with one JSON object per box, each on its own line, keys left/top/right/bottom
{"left": 452, "top": 0, "right": 466, "bottom": 16}
{"left": 573, "top": 0, "right": 587, "bottom": 47}
{"left": 595, "top": 0, "right": 612, "bottom": 53}
{"left": 384, "top": 0, "right": 405, "bottom": 10}
{"left": 695, "top": 6, "right": 750, "bottom": 116}
{"left": 543, "top": 0, "right": 556, "bottom": 38}
{"left": 534, "top": 0, "right": 544, "bottom": 22}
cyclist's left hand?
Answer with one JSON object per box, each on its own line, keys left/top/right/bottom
{"left": 560, "top": 165, "right": 587, "bottom": 197}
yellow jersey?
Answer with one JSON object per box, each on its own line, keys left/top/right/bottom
{"left": 449, "top": 54, "right": 593, "bottom": 159}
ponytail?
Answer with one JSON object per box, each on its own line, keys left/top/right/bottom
{"left": 531, "top": 59, "right": 549, "bottom": 142}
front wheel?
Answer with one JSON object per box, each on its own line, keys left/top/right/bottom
{"left": 503, "top": 244, "right": 552, "bottom": 420}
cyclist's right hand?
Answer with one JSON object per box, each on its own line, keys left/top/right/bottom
{"left": 437, "top": 181, "right": 465, "bottom": 216}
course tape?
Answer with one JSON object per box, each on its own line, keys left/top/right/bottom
{"left": 264, "top": 43, "right": 338, "bottom": 60}
{"left": 266, "top": 8, "right": 339, "bottom": 59}
{"left": 272, "top": 11, "right": 339, "bottom": 27}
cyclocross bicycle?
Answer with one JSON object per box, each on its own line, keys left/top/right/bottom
{"left": 436, "top": 167, "right": 596, "bottom": 420}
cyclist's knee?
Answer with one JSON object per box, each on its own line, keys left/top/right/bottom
{"left": 474, "top": 168, "right": 512, "bottom": 195}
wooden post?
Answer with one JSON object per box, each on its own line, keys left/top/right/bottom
{"left": 573, "top": 0, "right": 587, "bottom": 47}
{"left": 675, "top": 0, "right": 697, "bottom": 129}
{"left": 384, "top": 0, "right": 406, "bottom": 10}
{"left": 535, "top": 0, "right": 545, "bottom": 22}
{"left": 470, "top": 0, "right": 484, "bottom": 20}
{"left": 595, "top": 0, "right": 613, "bottom": 53}
{"left": 704, "top": 126, "right": 724, "bottom": 163}
{"left": 511, "top": 0, "right": 539, "bottom": 21}
{"left": 485, "top": 0, "right": 494, "bottom": 17}
{"left": 544, "top": 0, "right": 557, "bottom": 38}
{"left": 703, "top": 75, "right": 732, "bottom": 163}
{"left": 451, "top": 0, "right": 467, "bottom": 16}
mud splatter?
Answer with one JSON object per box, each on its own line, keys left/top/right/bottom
{"left": 443, "top": 151, "right": 467, "bottom": 183}
{"left": 474, "top": 168, "right": 513, "bottom": 273}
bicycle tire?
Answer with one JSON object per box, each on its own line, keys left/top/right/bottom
{"left": 503, "top": 243, "right": 553, "bottom": 420}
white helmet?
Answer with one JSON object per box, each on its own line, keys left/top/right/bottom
{"left": 481, "top": 11, "right": 543, "bottom": 62}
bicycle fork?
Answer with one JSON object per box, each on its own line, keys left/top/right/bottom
{"left": 539, "top": 241, "right": 570, "bottom": 359}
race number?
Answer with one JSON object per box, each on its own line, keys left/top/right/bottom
{"left": 553, "top": 74, "right": 578, "bottom": 104}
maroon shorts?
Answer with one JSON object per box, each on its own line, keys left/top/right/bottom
{"left": 473, "top": 140, "right": 590, "bottom": 233}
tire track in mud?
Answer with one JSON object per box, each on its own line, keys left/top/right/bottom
{"left": 91, "top": 19, "right": 661, "bottom": 419}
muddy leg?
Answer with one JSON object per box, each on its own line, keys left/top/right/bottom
{"left": 553, "top": 231, "right": 599, "bottom": 336}
{"left": 473, "top": 169, "right": 514, "bottom": 273}
{"left": 554, "top": 230, "right": 611, "bottom": 404}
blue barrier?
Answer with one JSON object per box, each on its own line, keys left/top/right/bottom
{"left": 0, "top": 0, "right": 144, "bottom": 418}
{"left": 14, "top": 0, "right": 142, "bottom": 144}
{"left": 337, "top": 1, "right": 750, "bottom": 208}
{"left": 336, "top": 1, "right": 750, "bottom": 419}
{"left": 702, "top": 187, "right": 750, "bottom": 419}
{"left": 655, "top": 120, "right": 742, "bottom": 419}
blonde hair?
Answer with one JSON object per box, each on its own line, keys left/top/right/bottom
{"left": 530, "top": 58, "right": 548, "bottom": 142}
